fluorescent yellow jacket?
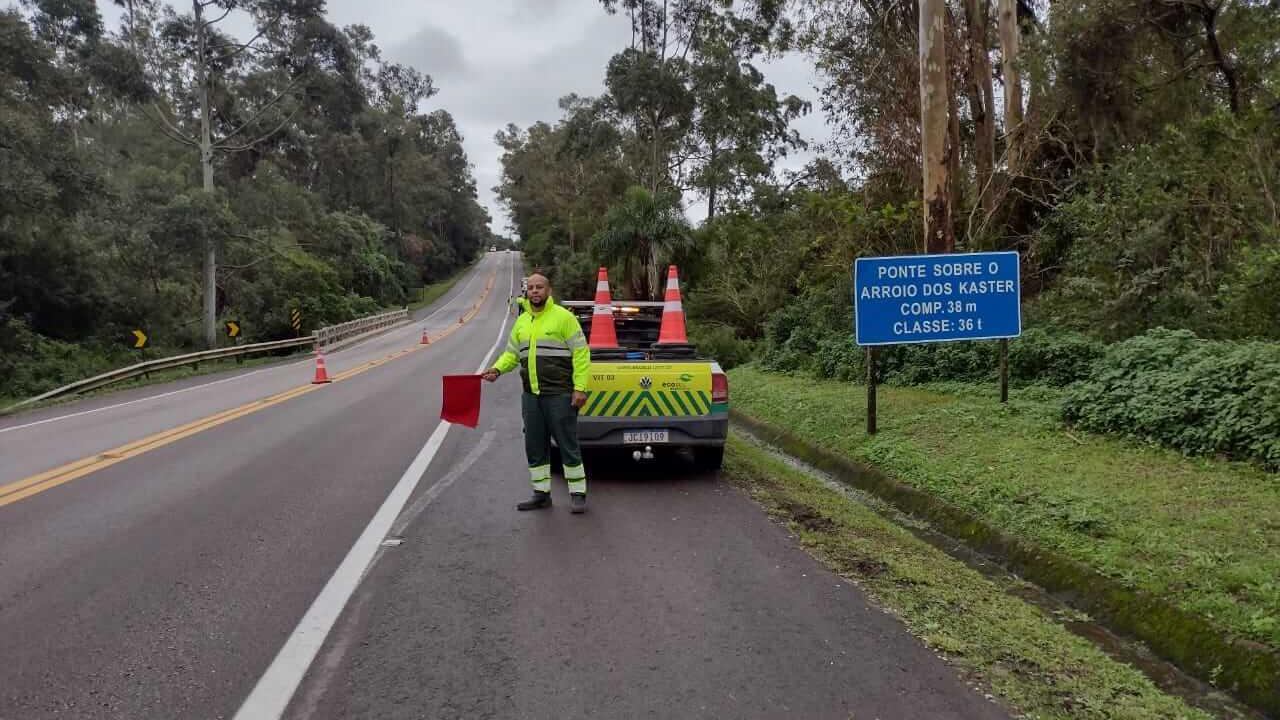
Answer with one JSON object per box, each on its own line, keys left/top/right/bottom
{"left": 495, "top": 297, "right": 591, "bottom": 394}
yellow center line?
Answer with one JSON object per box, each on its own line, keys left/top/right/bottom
{"left": 0, "top": 272, "right": 500, "bottom": 509}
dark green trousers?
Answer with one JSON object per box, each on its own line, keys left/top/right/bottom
{"left": 522, "top": 393, "right": 586, "bottom": 494}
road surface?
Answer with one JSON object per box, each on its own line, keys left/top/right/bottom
{"left": 0, "top": 252, "right": 1009, "bottom": 720}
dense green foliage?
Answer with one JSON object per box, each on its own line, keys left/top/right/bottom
{"left": 0, "top": 319, "right": 127, "bottom": 400}
{"left": 491, "top": 0, "right": 1277, "bottom": 466}
{"left": 1, "top": 1, "right": 491, "bottom": 396}
{"left": 688, "top": 322, "right": 757, "bottom": 369}
{"left": 1029, "top": 112, "right": 1280, "bottom": 341}
{"left": 1064, "top": 330, "right": 1280, "bottom": 470}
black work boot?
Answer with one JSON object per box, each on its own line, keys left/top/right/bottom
{"left": 570, "top": 493, "right": 587, "bottom": 514}
{"left": 517, "top": 491, "right": 552, "bottom": 511}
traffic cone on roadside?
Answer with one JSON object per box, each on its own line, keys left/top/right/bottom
{"left": 420, "top": 328, "right": 430, "bottom": 345}
{"left": 589, "top": 267, "right": 619, "bottom": 349}
{"left": 655, "top": 265, "right": 688, "bottom": 345}
{"left": 312, "top": 347, "right": 332, "bottom": 384}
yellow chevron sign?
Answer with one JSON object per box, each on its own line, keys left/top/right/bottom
{"left": 581, "top": 389, "right": 714, "bottom": 417}
{"left": 582, "top": 363, "right": 711, "bottom": 417}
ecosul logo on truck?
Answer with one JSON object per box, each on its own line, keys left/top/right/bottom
{"left": 662, "top": 374, "right": 695, "bottom": 390}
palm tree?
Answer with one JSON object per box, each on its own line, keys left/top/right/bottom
{"left": 593, "top": 186, "right": 692, "bottom": 300}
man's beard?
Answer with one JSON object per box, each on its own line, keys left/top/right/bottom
{"left": 530, "top": 297, "right": 547, "bottom": 308}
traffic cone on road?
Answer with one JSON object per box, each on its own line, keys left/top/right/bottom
{"left": 312, "top": 347, "right": 332, "bottom": 384}
{"left": 420, "top": 328, "right": 430, "bottom": 345}
{"left": 589, "top": 267, "right": 619, "bottom": 349}
{"left": 655, "top": 265, "right": 688, "bottom": 345}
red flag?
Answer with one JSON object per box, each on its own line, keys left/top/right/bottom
{"left": 441, "top": 374, "right": 483, "bottom": 428}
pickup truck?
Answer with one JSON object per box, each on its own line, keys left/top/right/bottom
{"left": 561, "top": 300, "right": 729, "bottom": 471}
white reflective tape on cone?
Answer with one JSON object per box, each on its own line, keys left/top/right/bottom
{"left": 596, "top": 281, "right": 610, "bottom": 292}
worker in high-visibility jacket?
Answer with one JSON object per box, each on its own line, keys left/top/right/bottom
{"left": 482, "top": 273, "right": 592, "bottom": 513}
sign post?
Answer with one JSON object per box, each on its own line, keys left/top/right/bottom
{"left": 854, "top": 251, "right": 1022, "bottom": 429}
{"left": 1000, "top": 338, "right": 1009, "bottom": 403}
{"left": 866, "top": 347, "right": 878, "bottom": 434}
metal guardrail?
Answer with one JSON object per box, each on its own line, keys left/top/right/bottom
{"left": 314, "top": 308, "right": 407, "bottom": 349}
{"left": 4, "top": 336, "right": 315, "bottom": 412}
{"left": 4, "top": 308, "right": 411, "bottom": 413}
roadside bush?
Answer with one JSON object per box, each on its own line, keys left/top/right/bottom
{"left": 878, "top": 341, "right": 998, "bottom": 385}
{"left": 762, "top": 323, "right": 825, "bottom": 374}
{"left": 814, "top": 334, "right": 864, "bottom": 381}
{"left": 549, "top": 248, "right": 599, "bottom": 301}
{"left": 1008, "top": 327, "right": 1105, "bottom": 386}
{"left": 1217, "top": 243, "right": 1280, "bottom": 340}
{"left": 761, "top": 286, "right": 850, "bottom": 374}
{"left": 1063, "top": 328, "right": 1280, "bottom": 469}
{"left": 689, "top": 322, "right": 756, "bottom": 370}
{"left": 0, "top": 318, "right": 128, "bottom": 399}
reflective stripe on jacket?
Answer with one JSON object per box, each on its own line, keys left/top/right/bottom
{"left": 494, "top": 297, "right": 590, "bottom": 394}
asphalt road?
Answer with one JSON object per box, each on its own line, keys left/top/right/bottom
{"left": 0, "top": 251, "right": 1010, "bottom": 720}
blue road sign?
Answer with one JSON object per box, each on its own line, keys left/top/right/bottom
{"left": 854, "top": 251, "right": 1021, "bottom": 346}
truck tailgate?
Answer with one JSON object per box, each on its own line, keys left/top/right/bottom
{"left": 577, "top": 361, "right": 728, "bottom": 449}
{"left": 581, "top": 362, "right": 714, "bottom": 418}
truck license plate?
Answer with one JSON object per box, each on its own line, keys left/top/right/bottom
{"left": 623, "top": 430, "right": 668, "bottom": 444}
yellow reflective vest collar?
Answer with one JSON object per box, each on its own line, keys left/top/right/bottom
{"left": 494, "top": 296, "right": 591, "bottom": 395}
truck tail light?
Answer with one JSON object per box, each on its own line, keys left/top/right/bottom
{"left": 711, "top": 373, "right": 729, "bottom": 405}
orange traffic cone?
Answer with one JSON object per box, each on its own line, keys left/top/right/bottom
{"left": 420, "top": 328, "right": 430, "bottom": 345}
{"left": 655, "top": 265, "right": 688, "bottom": 344}
{"left": 589, "top": 267, "right": 619, "bottom": 348}
{"left": 312, "top": 347, "right": 332, "bottom": 384}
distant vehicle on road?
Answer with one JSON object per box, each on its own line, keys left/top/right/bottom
{"left": 489, "top": 246, "right": 497, "bottom": 252}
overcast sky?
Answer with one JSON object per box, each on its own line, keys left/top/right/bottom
{"left": 99, "top": 0, "right": 829, "bottom": 233}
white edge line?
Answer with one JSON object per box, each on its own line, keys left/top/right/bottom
{"left": 230, "top": 254, "right": 515, "bottom": 720}
{"left": 0, "top": 258, "right": 498, "bottom": 436}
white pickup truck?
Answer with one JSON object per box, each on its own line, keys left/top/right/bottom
{"left": 561, "top": 300, "right": 728, "bottom": 471}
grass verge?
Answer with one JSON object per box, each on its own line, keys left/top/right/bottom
{"left": 724, "top": 437, "right": 1216, "bottom": 720}
{"left": 408, "top": 262, "right": 477, "bottom": 313}
{"left": 728, "top": 367, "right": 1280, "bottom": 651}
